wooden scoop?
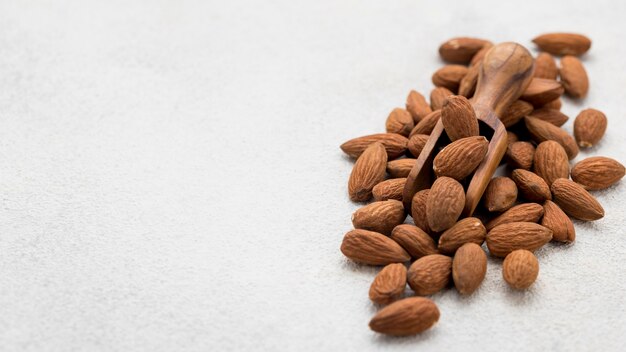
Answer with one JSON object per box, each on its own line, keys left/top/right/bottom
{"left": 402, "top": 42, "right": 534, "bottom": 216}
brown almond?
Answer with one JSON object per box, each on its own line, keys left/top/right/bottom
{"left": 574, "top": 108, "right": 607, "bottom": 148}
{"left": 486, "top": 222, "right": 553, "bottom": 257}
{"left": 407, "top": 254, "right": 452, "bottom": 295}
{"left": 571, "top": 156, "right": 625, "bottom": 190}
{"left": 409, "top": 110, "right": 442, "bottom": 136}
{"left": 542, "top": 200, "right": 575, "bottom": 242}
{"left": 551, "top": 178, "right": 604, "bottom": 220}
{"left": 426, "top": 177, "right": 465, "bottom": 232}
{"left": 483, "top": 177, "right": 518, "bottom": 212}
{"left": 441, "top": 95, "right": 479, "bottom": 141}
{"left": 406, "top": 90, "right": 432, "bottom": 123}
{"left": 433, "top": 136, "right": 489, "bottom": 180}
{"left": 387, "top": 158, "right": 416, "bottom": 178}
{"left": 341, "top": 133, "right": 408, "bottom": 159}
{"left": 532, "top": 33, "right": 591, "bottom": 56}
{"left": 438, "top": 217, "right": 486, "bottom": 255}
{"left": 385, "top": 108, "right": 414, "bottom": 136}
{"left": 411, "top": 189, "right": 431, "bottom": 234}
{"left": 502, "top": 249, "right": 539, "bottom": 289}
{"left": 470, "top": 43, "right": 493, "bottom": 66}
{"left": 521, "top": 78, "right": 564, "bottom": 106}
{"left": 506, "top": 141, "right": 535, "bottom": 170}
{"left": 458, "top": 61, "right": 480, "bottom": 97}
{"left": 432, "top": 65, "right": 468, "bottom": 92}
{"left": 533, "top": 140, "right": 570, "bottom": 185}
{"left": 369, "top": 297, "right": 440, "bottom": 336}
{"left": 500, "top": 100, "right": 534, "bottom": 128}
{"left": 542, "top": 98, "right": 562, "bottom": 110}
{"left": 369, "top": 263, "right": 407, "bottom": 305}
{"left": 529, "top": 108, "right": 569, "bottom": 126}
{"left": 352, "top": 200, "right": 406, "bottom": 235}
{"left": 430, "top": 87, "right": 454, "bottom": 110}
{"left": 511, "top": 169, "right": 552, "bottom": 202}
{"left": 340, "top": 229, "right": 410, "bottom": 265}
{"left": 407, "top": 134, "right": 429, "bottom": 157}
{"left": 373, "top": 178, "right": 407, "bottom": 201}
{"left": 452, "top": 243, "right": 487, "bottom": 295}
{"left": 391, "top": 224, "right": 437, "bottom": 259}
{"left": 507, "top": 131, "right": 519, "bottom": 145}
{"left": 533, "top": 53, "right": 558, "bottom": 79}
{"left": 485, "top": 203, "right": 544, "bottom": 231}
{"left": 348, "top": 142, "right": 387, "bottom": 202}
{"left": 560, "top": 56, "right": 589, "bottom": 98}
{"left": 439, "top": 37, "right": 492, "bottom": 64}
{"left": 525, "top": 116, "right": 579, "bottom": 159}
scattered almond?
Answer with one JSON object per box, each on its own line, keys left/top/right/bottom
{"left": 391, "top": 224, "right": 438, "bottom": 259}
{"left": 369, "top": 297, "right": 440, "bottom": 336}
{"left": 385, "top": 108, "right": 415, "bottom": 136}
{"left": 387, "top": 158, "right": 417, "bottom": 178}
{"left": 341, "top": 229, "right": 410, "bottom": 265}
{"left": 432, "top": 65, "right": 468, "bottom": 92}
{"left": 407, "top": 254, "right": 452, "bottom": 295}
{"left": 486, "top": 222, "right": 553, "bottom": 257}
{"left": 407, "top": 134, "right": 429, "bottom": 157}
{"left": 542, "top": 200, "right": 575, "bottom": 242}
{"left": 433, "top": 136, "right": 489, "bottom": 180}
{"left": 452, "top": 243, "right": 487, "bottom": 295}
{"left": 511, "top": 169, "right": 552, "bottom": 202}
{"left": 525, "top": 116, "right": 579, "bottom": 159}
{"left": 502, "top": 249, "right": 539, "bottom": 289}
{"left": 352, "top": 200, "right": 406, "bottom": 235}
{"left": 532, "top": 33, "right": 591, "bottom": 56}
{"left": 533, "top": 53, "right": 558, "bottom": 79}
{"left": 551, "top": 178, "right": 604, "bottom": 221}
{"left": 529, "top": 108, "right": 569, "bottom": 127}
{"left": 373, "top": 178, "right": 407, "bottom": 201}
{"left": 341, "top": 133, "right": 408, "bottom": 159}
{"left": 406, "top": 90, "right": 432, "bottom": 123}
{"left": 409, "top": 110, "right": 442, "bottom": 136}
{"left": 426, "top": 177, "right": 465, "bottom": 232}
{"left": 573, "top": 108, "right": 607, "bottom": 147}
{"left": 430, "top": 87, "right": 454, "bottom": 110}
{"left": 369, "top": 263, "right": 407, "bottom": 305}
{"left": 458, "top": 61, "right": 480, "bottom": 97}
{"left": 441, "top": 95, "right": 479, "bottom": 141}
{"left": 348, "top": 142, "right": 387, "bottom": 202}
{"left": 411, "top": 189, "right": 431, "bottom": 234}
{"left": 438, "top": 217, "right": 486, "bottom": 255}
{"left": 469, "top": 43, "right": 493, "bottom": 66}
{"left": 499, "top": 100, "right": 534, "bottom": 128}
{"left": 506, "top": 141, "right": 535, "bottom": 170}
{"left": 560, "top": 55, "right": 589, "bottom": 98}
{"left": 533, "top": 140, "right": 570, "bottom": 186}
{"left": 542, "top": 98, "right": 562, "bottom": 110}
{"left": 438, "top": 37, "right": 492, "bottom": 64}
{"left": 483, "top": 177, "right": 518, "bottom": 212}
{"left": 486, "top": 203, "right": 544, "bottom": 231}
{"left": 521, "top": 78, "right": 564, "bottom": 106}
{"left": 571, "top": 156, "right": 625, "bottom": 190}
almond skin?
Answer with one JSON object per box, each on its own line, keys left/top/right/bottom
{"left": 341, "top": 229, "right": 410, "bottom": 265}
{"left": 407, "top": 254, "right": 452, "bottom": 295}
{"left": 430, "top": 87, "right": 454, "bottom": 110}
{"left": 458, "top": 61, "right": 480, "bottom": 97}
{"left": 426, "top": 177, "right": 465, "bottom": 232}
{"left": 503, "top": 249, "right": 539, "bottom": 289}
{"left": 574, "top": 109, "right": 607, "bottom": 148}
{"left": 500, "top": 100, "right": 534, "bottom": 128}
{"left": 551, "top": 178, "right": 605, "bottom": 220}
{"left": 506, "top": 131, "right": 519, "bottom": 145}
{"left": 385, "top": 108, "right": 414, "bottom": 136}
{"left": 348, "top": 142, "right": 387, "bottom": 202}
{"left": 438, "top": 217, "right": 486, "bottom": 255}
{"left": 483, "top": 177, "right": 518, "bottom": 212}
{"left": 433, "top": 136, "right": 489, "bottom": 180}
{"left": 470, "top": 43, "right": 493, "bottom": 66}
{"left": 439, "top": 37, "right": 492, "bottom": 64}
{"left": 352, "top": 200, "right": 406, "bottom": 235}
{"left": 529, "top": 108, "right": 569, "bottom": 127}
{"left": 406, "top": 90, "right": 432, "bottom": 123}
{"left": 542, "top": 200, "right": 575, "bottom": 242}
{"left": 411, "top": 189, "right": 431, "bottom": 234}
{"left": 373, "top": 178, "right": 407, "bottom": 201}
{"left": 542, "top": 98, "right": 562, "bottom": 110}
{"left": 506, "top": 141, "right": 535, "bottom": 170}
{"left": 452, "top": 243, "right": 487, "bottom": 295}
{"left": 407, "top": 134, "right": 429, "bottom": 157}
{"left": 432, "top": 65, "right": 468, "bottom": 92}
{"left": 441, "top": 95, "right": 479, "bottom": 141}
{"left": 369, "top": 263, "right": 407, "bottom": 305}
{"left": 391, "top": 224, "right": 437, "bottom": 259}
{"left": 486, "top": 222, "right": 553, "bottom": 257}
{"left": 387, "top": 158, "right": 416, "bottom": 178}
{"left": 560, "top": 56, "right": 589, "bottom": 98}
{"left": 571, "top": 156, "right": 625, "bottom": 190}
{"left": 532, "top": 33, "right": 591, "bottom": 56}
{"left": 409, "top": 110, "right": 442, "bottom": 136}
{"left": 526, "top": 116, "right": 579, "bottom": 160}
{"left": 533, "top": 140, "right": 570, "bottom": 185}
{"left": 533, "top": 53, "right": 558, "bottom": 79}
{"left": 486, "top": 203, "right": 544, "bottom": 231}
{"left": 521, "top": 78, "right": 564, "bottom": 106}
{"left": 341, "top": 133, "right": 408, "bottom": 159}
{"left": 369, "top": 297, "right": 440, "bottom": 336}
{"left": 511, "top": 169, "right": 552, "bottom": 202}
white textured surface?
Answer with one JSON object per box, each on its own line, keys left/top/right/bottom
{"left": 0, "top": 0, "right": 625, "bottom": 351}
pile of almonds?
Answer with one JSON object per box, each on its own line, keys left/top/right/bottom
{"left": 339, "top": 33, "right": 625, "bottom": 336}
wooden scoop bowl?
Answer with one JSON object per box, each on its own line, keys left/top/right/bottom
{"left": 402, "top": 42, "right": 534, "bottom": 216}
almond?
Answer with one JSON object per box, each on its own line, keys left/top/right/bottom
{"left": 341, "top": 133, "right": 408, "bottom": 159}
{"left": 426, "top": 177, "right": 465, "bottom": 232}
{"left": 525, "top": 116, "right": 579, "bottom": 159}
{"left": 486, "top": 222, "right": 553, "bottom": 257}
{"left": 369, "top": 263, "right": 407, "bottom": 305}
{"left": 529, "top": 108, "right": 569, "bottom": 126}
{"left": 485, "top": 203, "right": 544, "bottom": 231}
{"left": 470, "top": 42, "right": 493, "bottom": 66}
{"left": 452, "top": 243, "right": 487, "bottom": 295}
{"left": 430, "top": 87, "right": 454, "bottom": 110}
{"left": 542, "top": 200, "right": 575, "bottom": 242}
{"left": 341, "top": 229, "right": 410, "bottom": 265}
{"left": 433, "top": 136, "right": 489, "bottom": 180}
{"left": 387, "top": 158, "right": 416, "bottom": 178}
{"left": 411, "top": 189, "right": 431, "bottom": 234}
{"left": 352, "top": 200, "right": 406, "bottom": 235}
{"left": 542, "top": 98, "right": 562, "bottom": 110}
{"left": 551, "top": 178, "right": 604, "bottom": 220}
{"left": 533, "top": 140, "right": 570, "bottom": 185}
{"left": 483, "top": 177, "right": 518, "bottom": 212}
{"left": 499, "top": 100, "right": 534, "bottom": 128}
{"left": 511, "top": 169, "right": 552, "bottom": 202}
{"left": 369, "top": 297, "right": 440, "bottom": 336}
{"left": 407, "top": 134, "right": 429, "bottom": 157}
{"left": 441, "top": 95, "right": 479, "bottom": 141}
{"left": 533, "top": 52, "right": 558, "bottom": 79}
{"left": 571, "top": 156, "right": 625, "bottom": 190}
{"left": 458, "top": 60, "right": 480, "bottom": 97}
{"left": 348, "top": 142, "right": 387, "bottom": 202}
{"left": 502, "top": 249, "right": 539, "bottom": 289}
{"left": 385, "top": 108, "right": 414, "bottom": 136}
{"left": 439, "top": 37, "right": 492, "bottom": 64}
{"left": 373, "top": 178, "right": 407, "bottom": 201}
{"left": 532, "top": 33, "right": 591, "bottom": 56}
{"left": 432, "top": 65, "right": 468, "bottom": 92}
{"left": 391, "top": 224, "right": 437, "bottom": 259}
{"left": 406, "top": 90, "right": 432, "bottom": 123}
{"left": 409, "top": 110, "right": 442, "bottom": 136}
{"left": 560, "top": 55, "right": 589, "bottom": 98}
{"left": 407, "top": 254, "right": 452, "bottom": 295}
{"left": 507, "top": 131, "right": 519, "bottom": 145}
{"left": 506, "top": 141, "right": 535, "bottom": 170}
{"left": 521, "top": 78, "right": 564, "bottom": 106}
{"left": 438, "top": 217, "right": 486, "bottom": 255}
{"left": 573, "top": 108, "right": 607, "bottom": 147}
